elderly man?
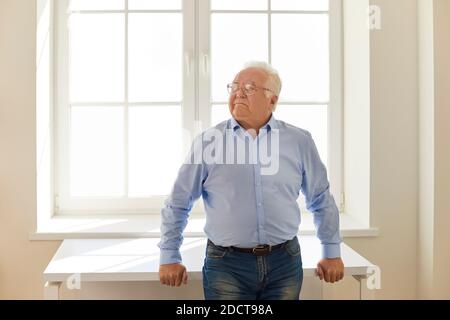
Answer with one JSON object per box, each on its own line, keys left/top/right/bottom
{"left": 158, "top": 61, "right": 344, "bottom": 300}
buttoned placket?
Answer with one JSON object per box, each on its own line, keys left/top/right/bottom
{"left": 248, "top": 129, "right": 269, "bottom": 245}
{"left": 232, "top": 122, "right": 271, "bottom": 246}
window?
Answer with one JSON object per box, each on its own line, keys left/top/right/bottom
{"left": 53, "top": 0, "right": 342, "bottom": 215}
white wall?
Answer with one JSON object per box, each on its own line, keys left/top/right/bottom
{"left": 417, "top": 0, "right": 435, "bottom": 299}
{"left": 341, "top": 0, "right": 419, "bottom": 300}
{"left": 0, "top": 0, "right": 443, "bottom": 299}
{"left": 433, "top": 0, "right": 450, "bottom": 298}
{"left": 417, "top": 0, "right": 450, "bottom": 299}
{"left": 0, "top": 0, "right": 61, "bottom": 299}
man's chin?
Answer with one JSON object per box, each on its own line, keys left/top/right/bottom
{"left": 232, "top": 106, "right": 250, "bottom": 118}
{"left": 232, "top": 110, "right": 249, "bottom": 120}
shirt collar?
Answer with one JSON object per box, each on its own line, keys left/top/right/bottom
{"left": 228, "top": 114, "right": 278, "bottom": 133}
{"left": 263, "top": 114, "right": 278, "bottom": 131}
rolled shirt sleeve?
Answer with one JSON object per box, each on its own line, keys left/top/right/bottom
{"left": 300, "top": 132, "right": 342, "bottom": 259}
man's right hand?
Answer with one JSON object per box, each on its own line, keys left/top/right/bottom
{"left": 159, "top": 263, "right": 188, "bottom": 287}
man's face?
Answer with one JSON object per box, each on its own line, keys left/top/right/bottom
{"left": 228, "top": 68, "right": 276, "bottom": 125}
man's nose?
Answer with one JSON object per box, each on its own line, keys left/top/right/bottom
{"left": 236, "top": 87, "right": 247, "bottom": 98}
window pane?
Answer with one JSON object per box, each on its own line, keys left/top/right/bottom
{"left": 128, "top": 13, "right": 182, "bottom": 102}
{"left": 70, "top": 107, "right": 124, "bottom": 197}
{"left": 275, "top": 105, "right": 328, "bottom": 165}
{"left": 129, "top": 0, "right": 181, "bottom": 10}
{"left": 272, "top": 14, "right": 329, "bottom": 102}
{"left": 128, "top": 106, "right": 182, "bottom": 196}
{"left": 211, "top": 0, "right": 267, "bottom": 10}
{"left": 271, "top": 0, "right": 328, "bottom": 11}
{"left": 211, "top": 14, "right": 268, "bottom": 102}
{"left": 69, "top": 13, "right": 124, "bottom": 102}
{"left": 70, "top": 0, "right": 124, "bottom": 10}
{"left": 211, "top": 104, "right": 231, "bottom": 126}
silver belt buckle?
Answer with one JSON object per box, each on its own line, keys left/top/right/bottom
{"left": 252, "top": 244, "right": 272, "bottom": 255}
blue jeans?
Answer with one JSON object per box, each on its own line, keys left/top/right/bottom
{"left": 202, "top": 236, "right": 303, "bottom": 300}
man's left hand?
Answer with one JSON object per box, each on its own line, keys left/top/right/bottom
{"left": 316, "top": 257, "right": 344, "bottom": 283}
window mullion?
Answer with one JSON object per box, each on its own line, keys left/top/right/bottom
{"left": 183, "top": 0, "right": 197, "bottom": 157}
{"left": 197, "top": 0, "right": 211, "bottom": 131}
{"left": 268, "top": 0, "right": 271, "bottom": 64}
{"left": 124, "top": 0, "right": 129, "bottom": 198}
{"left": 329, "top": 0, "right": 343, "bottom": 208}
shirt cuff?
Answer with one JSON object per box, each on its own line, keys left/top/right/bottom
{"left": 322, "top": 244, "right": 341, "bottom": 259}
{"left": 160, "top": 249, "right": 182, "bottom": 265}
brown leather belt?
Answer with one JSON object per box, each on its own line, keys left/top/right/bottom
{"left": 208, "top": 239, "right": 288, "bottom": 256}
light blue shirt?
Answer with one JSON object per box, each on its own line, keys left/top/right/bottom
{"left": 158, "top": 114, "right": 342, "bottom": 265}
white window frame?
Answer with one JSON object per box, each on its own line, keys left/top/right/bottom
{"left": 52, "top": 0, "right": 343, "bottom": 216}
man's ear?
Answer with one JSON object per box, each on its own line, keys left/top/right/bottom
{"left": 270, "top": 95, "right": 278, "bottom": 111}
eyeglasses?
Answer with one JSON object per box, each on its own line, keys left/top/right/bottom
{"left": 227, "top": 82, "right": 274, "bottom": 96}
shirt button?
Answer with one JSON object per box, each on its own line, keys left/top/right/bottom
{"left": 256, "top": 182, "right": 261, "bottom": 186}
{"left": 257, "top": 203, "right": 262, "bottom": 206}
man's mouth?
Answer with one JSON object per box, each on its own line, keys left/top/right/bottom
{"left": 234, "top": 102, "right": 248, "bottom": 107}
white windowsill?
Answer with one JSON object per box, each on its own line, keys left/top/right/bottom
{"left": 29, "top": 213, "right": 379, "bottom": 240}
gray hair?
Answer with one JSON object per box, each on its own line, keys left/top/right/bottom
{"left": 242, "top": 61, "right": 282, "bottom": 99}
